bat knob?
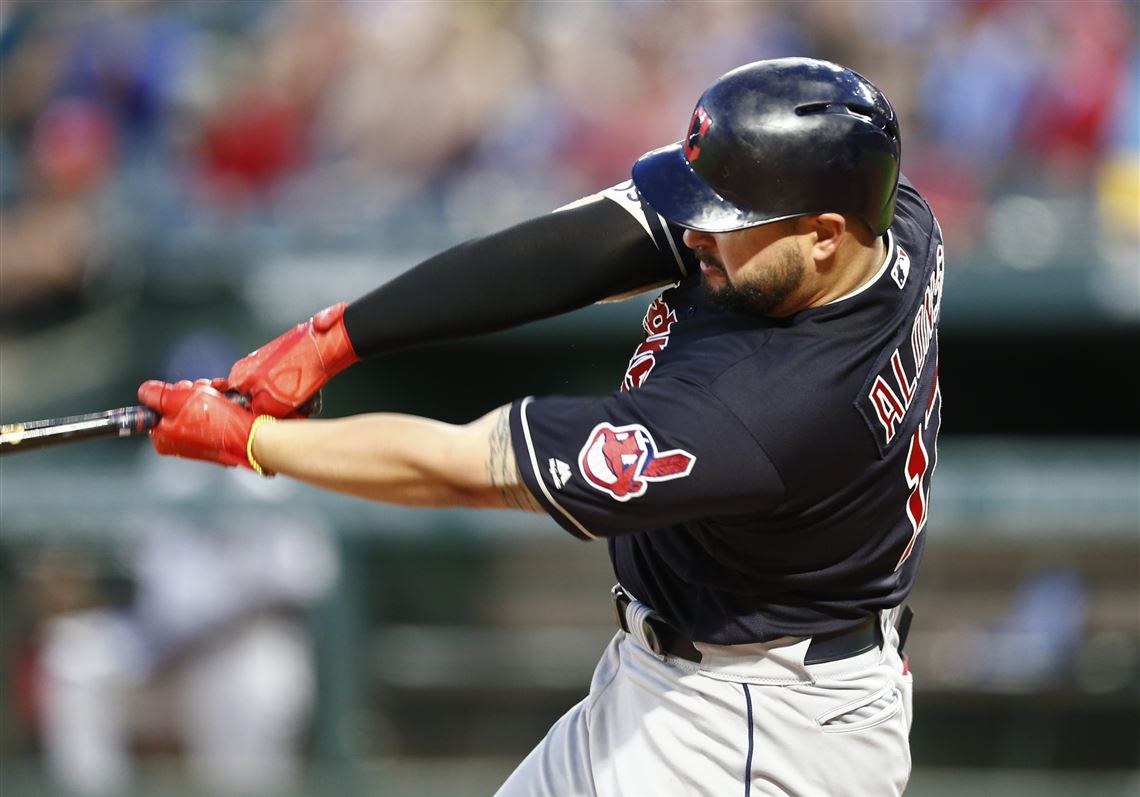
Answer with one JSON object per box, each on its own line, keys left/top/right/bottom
{"left": 139, "top": 407, "right": 161, "bottom": 431}
{"left": 302, "top": 391, "right": 323, "bottom": 418}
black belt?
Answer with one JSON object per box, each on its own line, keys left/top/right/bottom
{"left": 611, "top": 585, "right": 883, "bottom": 665}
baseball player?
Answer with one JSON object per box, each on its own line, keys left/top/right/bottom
{"left": 138, "top": 58, "right": 943, "bottom": 796}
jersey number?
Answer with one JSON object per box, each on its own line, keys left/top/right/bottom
{"left": 896, "top": 372, "right": 940, "bottom": 570}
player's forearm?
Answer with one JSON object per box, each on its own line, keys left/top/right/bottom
{"left": 249, "top": 414, "right": 497, "bottom": 507}
{"left": 246, "top": 408, "right": 548, "bottom": 514}
{"left": 341, "top": 197, "right": 678, "bottom": 357}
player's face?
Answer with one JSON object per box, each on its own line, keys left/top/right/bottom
{"left": 682, "top": 222, "right": 806, "bottom": 317}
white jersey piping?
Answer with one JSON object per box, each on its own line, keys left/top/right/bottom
{"left": 826, "top": 230, "right": 896, "bottom": 306}
{"left": 518, "top": 397, "right": 599, "bottom": 540}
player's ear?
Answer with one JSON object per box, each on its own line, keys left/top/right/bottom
{"left": 808, "top": 213, "right": 846, "bottom": 262}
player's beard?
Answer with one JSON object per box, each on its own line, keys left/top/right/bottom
{"left": 698, "top": 243, "right": 806, "bottom": 317}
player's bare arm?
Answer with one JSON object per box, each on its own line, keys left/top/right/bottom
{"left": 139, "top": 380, "right": 542, "bottom": 513}
{"left": 250, "top": 406, "right": 541, "bottom": 512}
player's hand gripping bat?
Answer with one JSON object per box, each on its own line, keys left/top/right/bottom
{"left": 2, "top": 302, "right": 346, "bottom": 456}
{"left": 0, "top": 392, "right": 320, "bottom": 456}
{"left": 225, "top": 302, "right": 358, "bottom": 418}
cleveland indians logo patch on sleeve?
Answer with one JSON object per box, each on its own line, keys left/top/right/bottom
{"left": 578, "top": 422, "right": 696, "bottom": 501}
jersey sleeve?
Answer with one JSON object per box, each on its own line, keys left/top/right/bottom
{"left": 509, "top": 378, "right": 786, "bottom": 539}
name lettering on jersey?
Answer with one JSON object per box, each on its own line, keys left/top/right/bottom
{"left": 867, "top": 243, "right": 944, "bottom": 445}
{"left": 548, "top": 458, "right": 572, "bottom": 489}
{"left": 890, "top": 245, "right": 911, "bottom": 289}
{"left": 622, "top": 295, "right": 677, "bottom": 391}
{"left": 579, "top": 422, "right": 695, "bottom": 501}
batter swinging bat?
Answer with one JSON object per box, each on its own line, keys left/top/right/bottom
{"left": 0, "top": 392, "right": 321, "bottom": 456}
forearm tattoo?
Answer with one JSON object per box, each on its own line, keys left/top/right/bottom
{"left": 487, "top": 407, "right": 544, "bottom": 512}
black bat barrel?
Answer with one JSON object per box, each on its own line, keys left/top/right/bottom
{"left": 0, "top": 406, "right": 159, "bottom": 455}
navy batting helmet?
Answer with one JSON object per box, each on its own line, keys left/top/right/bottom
{"left": 632, "top": 58, "right": 901, "bottom": 235}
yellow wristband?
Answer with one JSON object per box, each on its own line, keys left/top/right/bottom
{"left": 247, "top": 415, "right": 277, "bottom": 477}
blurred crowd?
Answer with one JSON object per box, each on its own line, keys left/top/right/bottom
{"left": 1, "top": 0, "right": 1137, "bottom": 333}
{"left": 5, "top": 514, "right": 337, "bottom": 796}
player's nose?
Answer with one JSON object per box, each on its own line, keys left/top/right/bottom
{"left": 682, "top": 228, "right": 716, "bottom": 251}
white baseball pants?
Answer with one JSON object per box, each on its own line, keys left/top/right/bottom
{"left": 495, "top": 604, "right": 913, "bottom": 797}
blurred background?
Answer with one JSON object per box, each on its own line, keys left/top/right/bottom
{"left": 1, "top": 0, "right": 1137, "bottom": 795}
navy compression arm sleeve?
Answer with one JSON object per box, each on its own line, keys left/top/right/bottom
{"left": 342, "top": 197, "right": 690, "bottom": 357}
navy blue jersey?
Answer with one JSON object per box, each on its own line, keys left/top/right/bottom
{"left": 509, "top": 177, "right": 944, "bottom": 644}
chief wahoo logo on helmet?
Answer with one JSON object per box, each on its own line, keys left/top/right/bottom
{"left": 683, "top": 105, "right": 712, "bottom": 163}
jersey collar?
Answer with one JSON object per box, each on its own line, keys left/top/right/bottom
{"left": 824, "top": 230, "right": 896, "bottom": 307}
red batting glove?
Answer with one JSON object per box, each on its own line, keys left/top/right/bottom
{"left": 224, "top": 302, "right": 359, "bottom": 418}
{"left": 138, "top": 379, "right": 257, "bottom": 469}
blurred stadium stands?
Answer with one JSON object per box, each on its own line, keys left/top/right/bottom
{"left": 1, "top": 1, "right": 1137, "bottom": 795}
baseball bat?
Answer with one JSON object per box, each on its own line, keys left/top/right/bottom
{"left": 0, "top": 392, "right": 321, "bottom": 456}
{"left": 0, "top": 405, "right": 159, "bottom": 455}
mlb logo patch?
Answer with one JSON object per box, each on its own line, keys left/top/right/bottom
{"left": 548, "top": 458, "right": 572, "bottom": 489}
{"left": 578, "top": 422, "right": 695, "bottom": 501}
{"left": 890, "top": 245, "right": 911, "bottom": 289}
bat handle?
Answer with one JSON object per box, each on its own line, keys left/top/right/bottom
{"left": 220, "top": 390, "right": 322, "bottom": 417}
{"left": 137, "top": 389, "right": 320, "bottom": 432}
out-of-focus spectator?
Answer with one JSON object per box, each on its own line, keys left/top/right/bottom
{"left": 11, "top": 547, "right": 133, "bottom": 796}
{"left": 0, "top": 97, "right": 113, "bottom": 331}
{"left": 1017, "top": 1, "right": 1134, "bottom": 179}
{"left": 127, "top": 517, "right": 337, "bottom": 794}
{"left": 190, "top": 0, "right": 345, "bottom": 212}
{"left": 10, "top": 518, "right": 337, "bottom": 797}
{"left": 919, "top": 2, "right": 1045, "bottom": 166}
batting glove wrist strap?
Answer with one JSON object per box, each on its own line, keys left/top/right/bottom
{"left": 246, "top": 415, "right": 277, "bottom": 477}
